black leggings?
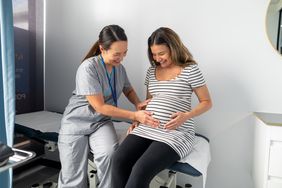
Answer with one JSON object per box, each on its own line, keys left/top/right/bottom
{"left": 112, "top": 134, "right": 180, "bottom": 188}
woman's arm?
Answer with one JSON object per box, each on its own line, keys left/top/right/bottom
{"left": 86, "top": 94, "right": 159, "bottom": 127}
{"left": 164, "top": 85, "right": 212, "bottom": 129}
{"left": 187, "top": 85, "right": 212, "bottom": 118}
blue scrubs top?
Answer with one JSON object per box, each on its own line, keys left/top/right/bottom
{"left": 59, "top": 55, "right": 132, "bottom": 135}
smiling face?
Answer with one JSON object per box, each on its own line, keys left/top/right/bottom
{"left": 150, "top": 44, "right": 174, "bottom": 68}
{"left": 100, "top": 41, "right": 128, "bottom": 66}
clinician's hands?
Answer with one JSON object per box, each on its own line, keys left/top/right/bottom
{"left": 164, "top": 112, "right": 190, "bottom": 130}
{"left": 134, "top": 110, "right": 159, "bottom": 128}
{"left": 127, "top": 121, "right": 139, "bottom": 134}
{"left": 136, "top": 99, "right": 151, "bottom": 110}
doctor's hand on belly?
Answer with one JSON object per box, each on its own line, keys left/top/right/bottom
{"left": 134, "top": 110, "right": 160, "bottom": 128}
{"left": 127, "top": 121, "right": 139, "bottom": 134}
{"left": 164, "top": 111, "right": 190, "bottom": 130}
{"left": 134, "top": 98, "right": 160, "bottom": 128}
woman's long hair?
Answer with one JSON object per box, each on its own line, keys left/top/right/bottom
{"left": 147, "top": 27, "right": 196, "bottom": 67}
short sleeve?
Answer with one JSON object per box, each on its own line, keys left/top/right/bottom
{"left": 144, "top": 67, "right": 153, "bottom": 86}
{"left": 75, "top": 61, "right": 102, "bottom": 95}
{"left": 187, "top": 64, "right": 206, "bottom": 88}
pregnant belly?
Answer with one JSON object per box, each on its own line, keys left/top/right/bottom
{"left": 145, "top": 96, "right": 189, "bottom": 127}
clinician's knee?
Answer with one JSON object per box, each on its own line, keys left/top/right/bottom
{"left": 106, "top": 142, "right": 119, "bottom": 156}
{"left": 95, "top": 141, "right": 119, "bottom": 162}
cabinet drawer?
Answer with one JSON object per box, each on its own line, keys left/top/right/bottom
{"left": 268, "top": 178, "right": 282, "bottom": 188}
{"left": 269, "top": 141, "right": 282, "bottom": 177}
{"left": 270, "top": 126, "right": 282, "bottom": 141}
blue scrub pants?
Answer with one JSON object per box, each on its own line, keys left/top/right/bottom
{"left": 58, "top": 123, "right": 119, "bottom": 188}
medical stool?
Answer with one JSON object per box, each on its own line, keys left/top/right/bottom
{"left": 88, "top": 153, "right": 98, "bottom": 188}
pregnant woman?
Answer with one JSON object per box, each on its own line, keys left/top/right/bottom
{"left": 112, "top": 27, "right": 212, "bottom": 188}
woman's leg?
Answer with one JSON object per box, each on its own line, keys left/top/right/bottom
{"left": 58, "top": 134, "right": 89, "bottom": 188}
{"left": 89, "top": 122, "right": 119, "bottom": 188}
{"left": 112, "top": 134, "right": 153, "bottom": 188}
{"left": 125, "top": 141, "right": 180, "bottom": 188}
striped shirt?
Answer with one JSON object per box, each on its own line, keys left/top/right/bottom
{"left": 131, "top": 64, "right": 206, "bottom": 158}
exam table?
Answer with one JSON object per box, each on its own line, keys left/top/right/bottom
{"left": 14, "top": 111, "right": 210, "bottom": 188}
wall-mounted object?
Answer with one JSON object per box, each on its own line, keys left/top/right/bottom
{"left": 266, "top": 0, "right": 282, "bottom": 55}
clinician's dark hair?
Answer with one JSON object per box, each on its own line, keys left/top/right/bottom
{"left": 147, "top": 27, "right": 196, "bottom": 67}
{"left": 82, "top": 25, "right": 127, "bottom": 62}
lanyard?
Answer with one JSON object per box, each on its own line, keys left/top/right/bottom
{"left": 100, "top": 55, "right": 117, "bottom": 106}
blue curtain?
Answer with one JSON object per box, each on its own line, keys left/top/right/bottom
{"left": 0, "top": 0, "right": 16, "bottom": 187}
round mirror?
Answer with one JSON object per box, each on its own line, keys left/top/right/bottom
{"left": 266, "top": 0, "right": 282, "bottom": 54}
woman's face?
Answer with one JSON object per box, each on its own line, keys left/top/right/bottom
{"left": 101, "top": 41, "right": 128, "bottom": 66}
{"left": 150, "top": 44, "right": 173, "bottom": 68}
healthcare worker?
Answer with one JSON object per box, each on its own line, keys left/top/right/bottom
{"left": 57, "top": 25, "right": 159, "bottom": 188}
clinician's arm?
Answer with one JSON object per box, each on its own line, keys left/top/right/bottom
{"left": 125, "top": 88, "right": 155, "bottom": 133}
{"left": 123, "top": 87, "right": 141, "bottom": 109}
{"left": 123, "top": 87, "right": 151, "bottom": 110}
{"left": 86, "top": 94, "right": 159, "bottom": 127}
{"left": 164, "top": 85, "right": 212, "bottom": 130}
{"left": 146, "top": 89, "right": 152, "bottom": 100}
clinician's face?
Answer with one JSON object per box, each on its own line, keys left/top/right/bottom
{"left": 150, "top": 44, "right": 173, "bottom": 68}
{"left": 101, "top": 41, "right": 128, "bottom": 66}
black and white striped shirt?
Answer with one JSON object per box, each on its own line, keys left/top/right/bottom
{"left": 131, "top": 64, "right": 206, "bottom": 158}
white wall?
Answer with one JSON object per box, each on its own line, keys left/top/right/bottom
{"left": 45, "top": 0, "right": 282, "bottom": 187}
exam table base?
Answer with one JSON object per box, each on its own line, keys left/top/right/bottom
{"left": 88, "top": 157, "right": 187, "bottom": 188}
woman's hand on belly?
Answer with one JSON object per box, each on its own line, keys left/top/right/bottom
{"left": 164, "top": 112, "right": 190, "bottom": 130}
